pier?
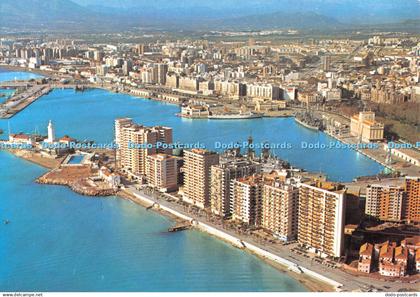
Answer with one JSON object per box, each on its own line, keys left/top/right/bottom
{"left": 168, "top": 221, "right": 192, "bottom": 232}
{"left": 0, "top": 81, "right": 32, "bottom": 88}
{"left": 0, "top": 84, "right": 51, "bottom": 119}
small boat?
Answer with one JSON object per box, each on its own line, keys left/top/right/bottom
{"left": 4, "top": 220, "right": 10, "bottom": 225}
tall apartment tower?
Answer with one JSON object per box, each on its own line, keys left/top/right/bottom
{"left": 154, "top": 126, "right": 173, "bottom": 155}
{"left": 231, "top": 175, "right": 264, "bottom": 226}
{"left": 136, "top": 44, "right": 148, "bottom": 55}
{"left": 146, "top": 154, "right": 178, "bottom": 192}
{"left": 366, "top": 184, "right": 406, "bottom": 222}
{"left": 166, "top": 73, "right": 179, "bottom": 89}
{"left": 115, "top": 117, "right": 133, "bottom": 168}
{"left": 262, "top": 182, "right": 299, "bottom": 241}
{"left": 122, "top": 60, "right": 133, "bottom": 76}
{"left": 182, "top": 149, "right": 219, "bottom": 209}
{"left": 210, "top": 159, "right": 261, "bottom": 218}
{"left": 297, "top": 182, "right": 346, "bottom": 258}
{"left": 156, "top": 63, "right": 168, "bottom": 85}
{"left": 405, "top": 177, "right": 420, "bottom": 223}
{"left": 322, "top": 55, "right": 331, "bottom": 72}
{"left": 114, "top": 118, "right": 172, "bottom": 177}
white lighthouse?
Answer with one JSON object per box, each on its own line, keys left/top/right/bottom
{"left": 46, "top": 120, "right": 55, "bottom": 143}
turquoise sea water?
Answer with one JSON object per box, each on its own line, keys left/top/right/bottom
{"left": 0, "top": 89, "right": 14, "bottom": 103}
{"left": 0, "top": 71, "right": 308, "bottom": 292}
{"left": 0, "top": 69, "right": 43, "bottom": 82}
{"left": 0, "top": 70, "right": 384, "bottom": 291}
{"left": 0, "top": 68, "right": 41, "bottom": 103}
{"left": 1, "top": 88, "right": 383, "bottom": 182}
{"left": 0, "top": 151, "right": 304, "bottom": 292}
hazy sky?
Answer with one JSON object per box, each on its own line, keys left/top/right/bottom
{"left": 73, "top": 0, "right": 417, "bottom": 9}
{"left": 71, "top": 0, "right": 419, "bottom": 23}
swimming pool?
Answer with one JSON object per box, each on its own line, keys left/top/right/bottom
{"left": 67, "top": 155, "right": 84, "bottom": 164}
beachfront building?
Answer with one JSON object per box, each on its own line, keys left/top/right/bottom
{"left": 405, "top": 177, "right": 420, "bottom": 224}
{"left": 230, "top": 170, "right": 299, "bottom": 236}
{"left": 8, "top": 133, "right": 34, "bottom": 146}
{"left": 231, "top": 174, "right": 264, "bottom": 226}
{"left": 154, "top": 126, "right": 173, "bottom": 155}
{"left": 99, "top": 166, "right": 121, "bottom": 189}
{"left": 182, "top": 149, "right": 219, "bottom": 209}
{"left": 114, "top": 118, "right": 173, "bottom": 178}
{"left": 297, "top": 182, "right": 346, "bottom": 258}
{"left": 146, "top": 154, "right": 178, "bottom": 192}
{"left": 262, "top": 181, "right": 299, "bottom": 241}
{"left": 210, "top": 158, "right": 261, "bottom": 218}
{"left": 115, "top": 118, "right": 133, "bottom": 167}
{"left": 365, "top": 183, "right": 406, "bottom": 222}
{"left": 350, "top": 111, "right": 384, "bottom": 143}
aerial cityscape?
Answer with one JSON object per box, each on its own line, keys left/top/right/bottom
{"left": 0, "top": 0, "right": 419, "bottom": 295}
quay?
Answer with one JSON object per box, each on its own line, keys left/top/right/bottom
{"left": 0, "top": 82, "right": 93, "bottom": 119}
{"left": 0, "top": 81, "right": 33, "bottom": 88}
{"left": 326, "top": 131, "right": 393, "bottom": 170}
{"left": 0, "top": 84, "right": 51, "bottom": 119}
{"left": 325, "top": 130, "right": 420, "bottom": 177}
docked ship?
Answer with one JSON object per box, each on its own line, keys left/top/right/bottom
{"left": 208, "top": 111, "right": 263, "bottom": 120}
{"left": 294, "top": 111, "right": 324, "bottom": 131}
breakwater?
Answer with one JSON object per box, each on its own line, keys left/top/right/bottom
{"left": 36, "top": 166, "right": 117, "bottom": 197}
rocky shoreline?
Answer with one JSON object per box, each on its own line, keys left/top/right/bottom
{"left": 36, "top": 173, "right": 117, "bottom": 197}
{"left": 35, "top": 163, "right": 117, "bottom": 197}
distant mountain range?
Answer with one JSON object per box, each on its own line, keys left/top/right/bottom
{"left": 0, "top": 0, "right": 419, "bottom": 32}
{"left": 211, "top": 12, "right": 342, "bottom": 31}
{"left": 75, "top": 0, "right": 420, "bottom": 25}
{"left": 0, "top": 0, "right": 100, "bottom": 30}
